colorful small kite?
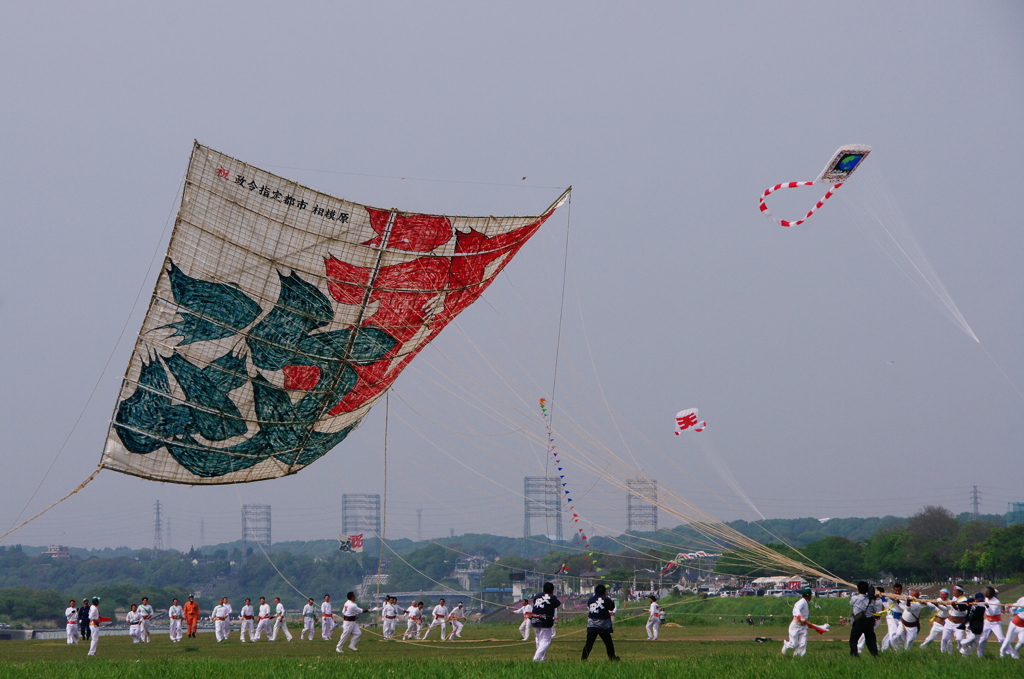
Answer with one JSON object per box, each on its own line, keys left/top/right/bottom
{"left": 759, "top": 144, "right": 872, "bottom": 227}
{"left": 675, "top": 408, "right": 706, "bottom": 434}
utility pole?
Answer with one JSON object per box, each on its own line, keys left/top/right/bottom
{"left": 971, "top": 485, "right": 981, "bottom": 519}
{"left": 153, "top": 500, "right": 163, "bottom": 552}
{"left": 416, "top": 508, "right": 423, "bottom": 541}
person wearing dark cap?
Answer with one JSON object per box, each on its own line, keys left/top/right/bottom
{"left": 849, "top": 581, "right": 882, "bottom": 657}
{"left": 974, "top": 586, "right": 1006, "bottom": 657}
{"left": 581, "top": 584, "right": 619, "bottom": 661}
{"left": 782, "top": 588, "right": 813, "bottom": 657}
{"left": 78, "top": 598, "right": 91, "bottom": 641}
{"left": 959, "top": 593, "right": 987, "bottom": 655}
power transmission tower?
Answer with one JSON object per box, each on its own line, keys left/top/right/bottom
{"left": 626, "top": 477, "right": 658, "bottom": 533}
{"left": 166, "top": 517, "right": 172, "bottom": 552}
{"left": 416, "top": 508, "right": 423, "bottom": 541}
{"left": 241, "top": 504, "right": 272, "bottom": 560}
{"left": 200, "top": 519, "right": 205, "bottom": 548}
{"left": 153, "top": 500, "right": 163, "bottom": 552}
{"left": 524, "top": 477, "right": 562, "bottom": 542}
{"left": 341, "top": 494, "right": 381, "bottom": 536}
{"left": 971, "top": 485, "right": 981, "bottom": 519}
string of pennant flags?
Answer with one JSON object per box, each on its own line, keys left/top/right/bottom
{"left": 539, "top": 398, "right": 601, "bottom": 573}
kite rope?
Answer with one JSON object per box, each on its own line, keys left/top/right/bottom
{"left": 759, "top": 181, "right": 843, "bottom": 227}
{"left": 376, "top": 392, "right": 390, "bottom": 602}
{"left": 0, "top": 467, "right": 102, "bottom": 544}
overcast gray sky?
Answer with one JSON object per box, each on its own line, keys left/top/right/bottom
{"left": 2, "top": 1, "right": 1022, "bottom": 551}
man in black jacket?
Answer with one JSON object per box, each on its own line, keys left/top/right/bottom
{"left": 78, "top": 598, "right": 91, "bottom": 641}
{"left": 581, "top": 584, "right": 620, "bottom": 661}
{"left": 530, "top": 582, "right": 561, "bottom": 662}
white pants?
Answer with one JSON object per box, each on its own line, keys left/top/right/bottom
{"left": 66, "top": 623, "right": 80, "bottom": 644}
{"left": 239, "top": 619, "right": 254, "bottom": 641}
{"left": 140, "top": 619, "right": 151, "bottom": 642}
{"left": 301, "top": 617, "right": 315, "bottom": 640}
{"left": 519, "top": 618, "right": 531, "bottom": 640}
{"left": 941, "top": 618, "right": 965, "bottom": 653}
{"left": 880, "top": 616, "right": 901, "bottom": 651}
{"left": 898, "top": 622, "right": 920, "bottom": 649}
{"left": 130, "top": 625, "right": 142, "bottom": 643}
{"left": 272, "top": 617, "right": 292, "bottom": 641}
{"left": 919, "top": 619, "right": 945, "bottom": 647}
{"left": 321, "top": 616, "right": 335, "bottom": 640}
{"left": 336, "top": 621, "right": 361, "bottom": 651}
{"left": 533, "top": 627, "right": 553, "bottom": 661}
{"left": 646, "top": 617, "right": 660, "bottom": 640}
{"left": 404, "top": 619, "right": 420, "bottom": 639}
{"left": 421, "top": 619, "right": 446, "bottom": 639}
{"left": 447, "top": 620, "right": 464, "bottom": 639}
{"left": 215, "top": 619, "right": 230, "bottom": 641}
{"left": 254, "top": 618, "right": 272, "bottom": 640}
{"left": 1000, "top": 622, "right": 1024, "bottom": 658}
{"left": 782, "top": 622, "right": 807, "bottom": 656}
{"left": 169, "top": 618, "right": 182, "bottom": 642}
{"left": 974, "top": 620, "right": 1004, "bottom": 656}
{"left": 382, "top": 617, "right": 397, "bottom": 639}
{"left": 87, "top": 625, "right": 99, "bottom": 655}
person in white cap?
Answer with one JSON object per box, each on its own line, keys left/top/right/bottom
{"left": 446, "top": 603, "right": 467, "bottom": 640}
{"left": 646, "top": 595, "right": 661, "bottom": 641}
{"left": 919, "top": 588, "right": 951, "bottom": 648}
{"left": 335, "top": 592, "right": 364, "bottom": 653}
{"left": 271, "top": 597, "right": 293, "bottom": 641}
{"left": 168, "top": 598, "right": 184, "bottom": 642}
{"left": 509, "top": 599, "right": 533, "bottom": 641}
{"left": 238, "top": 598, "right": 255, "bottom": 642}
{"left": 941, "top": 585, "right": 969, "bottom": 653}
{"left": 254, "top": 597, "right": 273, "bottom": 641}
{"left": 65, "top": 600, "right": 80, "bottom": 645}
{"left": 999, "top": 597, "right": 1024, "bottom": 658}
{"left": 781, "top": 588, "right": 813, "bottom": 657}
{"left": 321, "top": 594, "right": 335, "bottom": 640}
{"left": 300, "top": 598, "right": 317, "bottom": 640}
{"left": 421, "top": 598, "right": 449, "bottom": 640}
{"left": 403, "top": 602, "right": 423, "bottom": 640}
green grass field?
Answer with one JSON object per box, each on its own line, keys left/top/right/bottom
{"left": 1, "top": 619, "right": 1019, "bottom": 679}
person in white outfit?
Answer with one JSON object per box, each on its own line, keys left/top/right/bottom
{"left": 381, "top": 596, "right": 398, "bottom": 640}
{"left": 530, "top": 583, "right": 561, "bottom": 662}
{"left": 321, "top": 595, "right": 335, "bottom": 640}
{"left": 404, "top": 602, "right": 423, "bottom": 640}
{"left": 509, "top": 599, "right": 533, "bottom": 641}
{"left": 127, "top": 604, "right": 143, "bottom": 643}
{"left": 87, "top": 599, "right": 100, "bottom": 656}
{"left": 974, "top": 587, "right": 1006, "bottom": 656}
{"left": 896, "top": 589, "right": 925, "bottom": 649}
{"left": 335, "top": 592, "right": 364, "bottom": 653}
{"left": 781, "top": 588, "right": 812, "bottom": 657}
{"left": 919, "top": 588, "right": 951, "bottom": 647}
{"left": 646, "top": 595, "right": 661, "bottom": 641}
{"left": 421, "top": 599, "right": 449, "bottom": 640}
{"left": 168, "top": 598, "right": 184, "bottom": 642}
{"left": 300, "top": 598, "right": 317, "bottom": 640}
{"left": 271, "top": 597, "right": 293, "bottom": 641}
{"left": 65, "top": 600, "right": 81, "bottom": 644}
{"left": 446, "top": 603, "right": 467, "bottom": 640}
{"left": 941, "top": 586, "right": 969, "bottom": 653}
{"left": 137, "top": 597, "right": 154, "bottom": 643}
{"left": 999, "top": 597, "right": 1024, "bottom": 658}
{"left": 880, "top": 583, "right": 905, "bottom": 652}
{"left": 239, "top": 599, "right": 255, "bottom": 642}
{"left": 254, "top": 597, "right": 273, "bottom": 641}
{"left": 212, "top": 598, "right": 231, "bottom": 642}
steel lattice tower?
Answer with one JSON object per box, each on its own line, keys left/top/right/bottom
{"left": 153, "top": 500, "right": 163, "bottom": 552}
{"left": 342, "top": 494, "right": 381, "bottom": 536}
{"left": 524, "top": 477, "right": 562, "bottom": 541}
{"left": 626, "top": 477, "right": 658, "bottom": 533}
{"left": 242, "top": 504, "right": 272, "bottom": 558}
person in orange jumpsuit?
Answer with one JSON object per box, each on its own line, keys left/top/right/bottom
{"left": 183, "top": 595, "right": 200, "bottom": 638}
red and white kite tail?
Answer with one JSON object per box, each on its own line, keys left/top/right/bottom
{"left": 807, "top": 622, "right": 830, "bottom": 635}
{"left": 694, "top": 421, "right": 706, "bottom": 432}
{"left": 758, "top": 181, "right": 844, "bottom": 227}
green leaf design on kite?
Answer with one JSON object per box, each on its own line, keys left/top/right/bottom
{"left": 113, "top": 359, "right": 193, "bottom": 454}
{"left": 297, "top": 326, "right": 398, "bottom": 366}
{"left": 247, "top": 272, "right": 334, "bottom": 371}
{"left": 163, "top": 352, "right": 249, "bottom": 442}
{"left": 164, "top": 263, "right": 262, "bottom": 344}
{"left": 166, "top": 434, "right": 265, "bottom": 477}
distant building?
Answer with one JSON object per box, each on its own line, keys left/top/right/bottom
{"left": 451, "top": 556, "right": 489, "bottom": 591}
{"left": 43, "top": 545, "right": 70, "bottom": 559}
{"left": 750, "top": 575, "right": 808, "bottom": 591}
{"left": 1007, "top": 502, "right": 1024, "bottom": 526}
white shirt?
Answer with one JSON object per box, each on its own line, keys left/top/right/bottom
{"left": 168, "top": 605, "right": 183, "bottom": 619}
{"left": 406, "top": 605, "right": 420, "bottom": 619}
{"left": 512, "top": 604, "right": 533, "bottom": 617}
{"left": 223, "top": 603, "right": 233, "bottom": 616}
{"left": 275, "top": 603, "right": 287, "bottom": 618}
{"left": 240, "top": 605, "right": 254, "bottom": 618}
{"left": 321, "top": 601, "right": 333, "bottom": 616}
{"left": 302, "top": 604, "right": 315, "bottom": 618}
{"left": 929, "top": 599, "right": 951, "bottom": 619}
{"left": 449, "top": 606, "right": 465, "bottom": 620}
{"left": 88, "top": 605, "right": 99, "bottom": 623}
{"left": 792, "top": 598, "right": 809, "bottom": 622}
{"left": 649, "top": 602, "right": 660, "bottom": 618}
{"left": 212, "top": 605, "right": 228, "bottom": 620}
{"left": 66, "top": 607, "right": 78, "bottom": 624}
{"left": 902, "top": 601, "right": 924, "bottom": 624}
{"left": 432, "top": 605, "right": 448, "bottom": 620}
{"left": 138, "top": 604, "right": 153, "bottom": 619}
{"left": 342, "top": 600, "right": 363, "bottom": 617}
{"left": 382, "top": 602, "right": 397, "bottom": 617}
{"left": 258, "top": 603, "right": 272, "bottom": 619}
{"left": 127, "top": 611, "right": 142, "bottom": 625}
{"left": 985, "top": 597, "right": 1002, "bottom": 617}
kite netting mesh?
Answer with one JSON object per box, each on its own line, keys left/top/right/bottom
{"left": 101, "top": 142, "right": 569, "bottom": 484}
